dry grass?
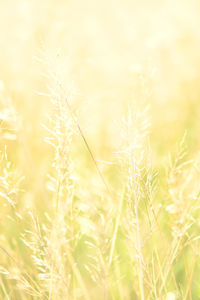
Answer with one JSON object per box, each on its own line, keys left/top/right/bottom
{"left": 0, "top": 0, "right": 200, "bottom": 299}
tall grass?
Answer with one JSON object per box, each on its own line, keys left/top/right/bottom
{"left": 0, "top": 0, "right": 200, "bottom": 299}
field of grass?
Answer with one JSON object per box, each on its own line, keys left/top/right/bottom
{"left": 1, "top": 0, "right": 200, "bottom": 299}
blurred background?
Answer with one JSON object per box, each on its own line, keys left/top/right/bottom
{"left": 1, "top": 0, "right": 200, "bottom": 167}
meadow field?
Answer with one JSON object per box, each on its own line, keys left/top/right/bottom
{"left": 0, "top": 0, "right": 200, "bottom": 299}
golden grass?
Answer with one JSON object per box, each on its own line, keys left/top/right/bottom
{"left": 0, "top": 0, "right": 200, "bottom": 299}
